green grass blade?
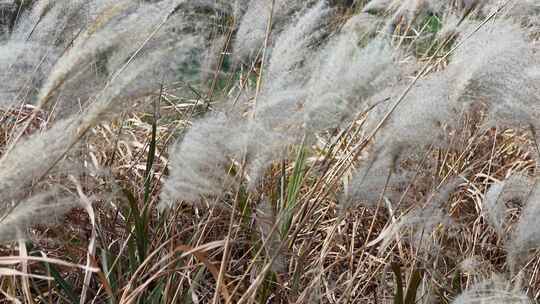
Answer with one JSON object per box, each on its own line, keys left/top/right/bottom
{"left": 280, "top": 136, "right": 308, "bottom": 236}
{"left": 46, "top": 263, "right": 80, "bottom": 304}
{"left": 404, "top": 268, "right": 424, "bottom": 304}
{"left": 391, "top": 263, "right": 404, "bottom": 304}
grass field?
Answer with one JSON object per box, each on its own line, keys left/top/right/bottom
{"left": 1, "top": 0, "right": 540, "bottom": 303}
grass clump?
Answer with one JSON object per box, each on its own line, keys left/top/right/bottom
{"left": 2, "top": 0, "right": 540, "bottom": 303}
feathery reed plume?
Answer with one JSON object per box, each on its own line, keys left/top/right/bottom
{"left": 231, "top": 0, "right": 250, "bottom": 21}
{"left": 0, "top": 48, "right": 212, "bottom": 233}
{"left": 349, "top": 16, "right": 538, "bottom": 206}
{"left": 346, "top": 156, "right": 413, "bottom": 207}
{"left": 451, "top": 275, "right": 531, "bottom": 304}
{"left": 244, "top": 2, "right": 334, "bottom": 185}
{"left": 484, "top": 174, "right": 533, "bottom": 235}
{"left": 265, "top": 1, "right": 332, "bottom": 93}
{"left": 304, "top": 33, "right": 400, "bottom": 131}
{"left": 0, "top": 0, "right": 91, "bottom": 107}
{"left": 362, "top": 0, "right": 393, "bottom": 15}
{"left": 159, "top": 113, "right": 244, "bottom": 208}
{"left": 9, "top": 0, "right": 87, "bottom": 45}
{"left": 363, "top": 0, "right": 446, "bottom": 30}
{"left": 506, "top": 180, "right": 540, "bottom": 270}
{"left": 161, "top": 2, "right": 333, "bottom": 204}
{"left": 0, "top": 189, "right": 76, "bottom": 242}
{"left": 233, "top": 0, "right": 285, "bottom": 62}
{"left": 369, "top": 74, "right": 454, "bottom": 154}
{"left": 0, "top": 1, "right": 17, "bottom": 37}
{"left": 0, "top": 40, "right": 56, "bottom": 107}
{"left": 0, "top": 0, "right": 224, "bottom": 241}
{"left": 370, "top": 179, "right": 459, "bottom": 253}
{"left": 233, "top": 0, "right": 319, "bottom": 62}
{"left": 343, "top": 11, "right": 383, "bottom": 39}
{"left": 482, "top": 0, "right": 540, "bottom": 28}
{"left": 348, "top": 74, "right": 455, "bottom": 206}
{"left": 37, "top": 0, "right": 216, "bottom": 115}
{"left": 447, "top": 19, "right": 539, "bottom": 130}
{"left": 0, "top": 117, "right": 82, "bottom": 202}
